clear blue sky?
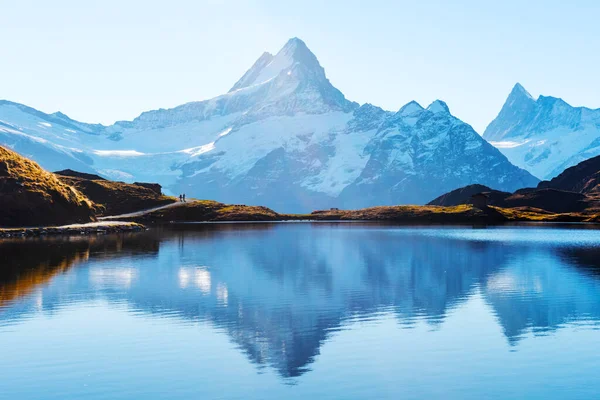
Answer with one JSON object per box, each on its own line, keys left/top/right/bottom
{"left": 2, "top": 0, "right": 599, "bottom": 133}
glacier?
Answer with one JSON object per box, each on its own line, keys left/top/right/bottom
{"left": 0, "top": 38, "right": 538, "bottom": 212}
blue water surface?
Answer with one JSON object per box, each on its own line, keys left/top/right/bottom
{"left": 1, "top": 223, "right": 599, "bottom": 399}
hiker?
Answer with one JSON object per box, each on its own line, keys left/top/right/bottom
{"left": 179, "top": 194, "right": 183, "bottom": 202}
{"left": 183, "top": 194, "right": 186, "bottom": 202}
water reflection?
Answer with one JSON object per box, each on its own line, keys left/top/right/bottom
{"left": 1, "top": 224, "right": 600, "bottom": 378}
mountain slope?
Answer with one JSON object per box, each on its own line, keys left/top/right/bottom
{"left": 0, "top": 101, "right": 100, "bottom": 173}
{"left": 428, "top": 153, "right": 600, "bottom": 214}
{"left": 0, "top": 39, "right": 538, "bottom": 212}
{"left": 428, "top": 184, "right": 510, "bottom": 207}
{"left": 0, "top": 145, "right": 95, "bottom": 227}
{"left": 484, "top": 83, "right": 600, "bottom": 180}
{"left": 335, "top": 101, "right": 537, "bottom": 209}
{"left": 538, "top": 154, "right": 600, "bottom": 193}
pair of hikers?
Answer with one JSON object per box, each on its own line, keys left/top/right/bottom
{"left": 179, "top": 194, "right": 186, "bottom": 202}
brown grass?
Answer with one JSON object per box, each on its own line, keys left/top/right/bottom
{"left": 307, "top": 204, "right": 496, "bottom": 223}
{"left": 0, "top": 146, "right": 96, "bottom": 227}
{"left": 57, "top": 176, "right": 175, "bottom": 216}
{"left": 119, "top": 200, "right": 282, "bottom": 222}
{"left": 120, "top": 200, "right": 600, "bottom": 225}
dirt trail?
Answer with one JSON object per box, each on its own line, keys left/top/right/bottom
{"left": 99, "top": 200, "right": 192, "bottom": 220}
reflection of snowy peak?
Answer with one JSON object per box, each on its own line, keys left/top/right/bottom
{"left": 484, "top": 83, "right": 600, "bottom": 180}
{"left": 0, "top": 38, "right": 537, "bottom": 212}
{"left": 4, "top": 227, "right": 600, "bottom": 377}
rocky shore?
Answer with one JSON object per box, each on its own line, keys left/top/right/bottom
{"left": 0, "top": 221, "right": 146, "bottom": 239}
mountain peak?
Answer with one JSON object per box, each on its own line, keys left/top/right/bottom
{"left": 229, "top": 37, "right": 323, "bottom": 93}
{"left": 397, "top": 101, "right": 424, "bottom": 116}
{"left": 51, "top": 111, "right": 70, "bottom": 120}
{"left": 427, "top": 100, "right": 450, "bottom": 114}
{"left": 281, "top": 37, "right": 307, "bottom": 51}
{"left": 483, "top": 83, "right": 538, "bottom": 141}
{"left": 508, "top": 82, "right": 535, "bottom": 103}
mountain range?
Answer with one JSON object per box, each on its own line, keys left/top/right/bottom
{"left": 484, "top": 83, "right": 600, "bottom": 180}
{"left": 0, "top": 38, "right": 569, "bottom": 212}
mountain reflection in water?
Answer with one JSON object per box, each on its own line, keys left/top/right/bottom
{"left": 1, "top": 223, "right": 600, "bottom": 379}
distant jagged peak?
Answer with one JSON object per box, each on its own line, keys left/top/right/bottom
{"left": 51, "top": 111, "right": 69, "bottom": 118}
{"left": 509, "top": 82, "right": 535, "bottom": 102}
{"left": 229, "top": 37, "right": 325, "bottom": 93}
{"left": 427, "top": 100, "right": 450, "bottom": 114}
{"left": 505, "top": 83, "right": 592, "bottom": 111}
{"left": 397, "top": 100, "right": 424, "bottom": 116}
{"left": 483, "top": 82, "right": 599, "bottom": 143}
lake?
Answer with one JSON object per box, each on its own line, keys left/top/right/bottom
{"left": 1, "top": 223, "right": 599, "bottom": 399}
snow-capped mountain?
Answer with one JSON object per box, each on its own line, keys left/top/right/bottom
{"left": 484, "top": 83, "right": 600, "bottom": 180}
{"left": 0, "top": 38, "right": 537, "bottom": 212}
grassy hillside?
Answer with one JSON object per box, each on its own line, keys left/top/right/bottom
{"left": 56, "top": 172, "right": 175, "bottom": 216}
{"left": 115, "top": 200, "right": 282, "bottom": 222}
{"left": 0, "top": 146, "right": 96, "bottom": 227}
{"left": 109, "top": 198, "right": 600, "bottom": 225}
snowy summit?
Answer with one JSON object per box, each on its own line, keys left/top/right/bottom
{"left": 485, "top": 83, "right": 600, "bottom": 180}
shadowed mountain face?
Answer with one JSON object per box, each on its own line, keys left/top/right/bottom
{"left": 538, "top": 154, "right": 600, "bottom": 193}
{"left": 0, "top": 39, "right": 537, "bottom": 212}
{"left": 2, "top": 224, "right": 600, "bottom": 378}
{"left": 427, "top": 184, "right": 510, "bottom": 206}
{"left": 428, "top": 153, "right": 600, "bottom": 213}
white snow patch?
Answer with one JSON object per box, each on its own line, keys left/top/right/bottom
{"left": 98, "top": 169, "right": 134, "bottom": 181}
{"left": 492, "top": 126, "right": 600, "bottom": 179}
{"left": 249, "top": 52, "right": 294, "bottom": 87}
{"left": 112, "top": 114, "right": 241, "bottom": 153}
{"left": 93, "top": 150, "right": 146, "bottom": 157}
{"left": 302, "top": 127, "right": 376, "bottom": 196}
{"left": 38, "top": 122, "right": 52, "bottom": 128}
{"left": 202, "top": 112, "right": 353, "bottom": 180}
{"left": 189, "top": 166, "right": 213, "bottom": 178}
{"left": 218, "top": 127, "right": 233, "bottom": 137}
{"left": 180, "top": 142, "right": 216, "bottom": 157}
{"left": 490, "top": 140, "right": 530, "bottom": 149}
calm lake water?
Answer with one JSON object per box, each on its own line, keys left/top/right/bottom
{"left": 1, "top": 223, "right": 600, "bottom": 399}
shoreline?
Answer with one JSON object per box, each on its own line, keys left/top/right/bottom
{"left": 4, "top": 201, "right": 600, "bottom": 240}
{"left": 0, "top": 221, "right": 146, "bottom": 239}
{"left": 3, "top": 217, "right": 600, "bottom": 240}
{"left": 159, "top": 219, "right": 600, "bottom": 229}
